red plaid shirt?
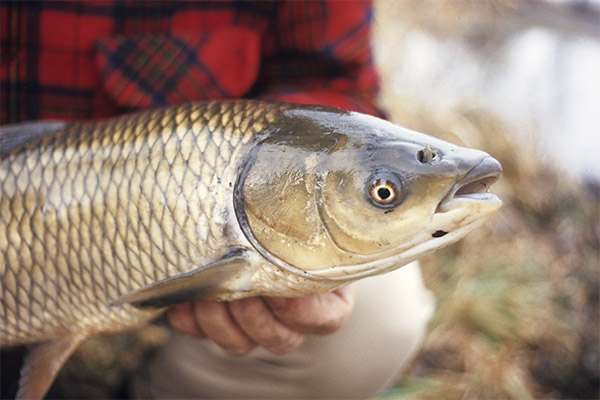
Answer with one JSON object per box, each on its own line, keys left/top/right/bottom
{"left": 1, "top": 0, "right": 380, "bottom": 123}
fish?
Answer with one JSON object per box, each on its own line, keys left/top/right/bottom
{"left": 0, "top": 100, "right": 502, "bottom": 399}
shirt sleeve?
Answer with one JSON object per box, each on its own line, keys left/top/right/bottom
{"left": 0, "top": 0, "right": 381, "bottom": 122}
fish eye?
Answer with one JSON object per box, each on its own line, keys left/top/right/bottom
{"left": 366, "top": 171, "right": 404, "bottom": 208}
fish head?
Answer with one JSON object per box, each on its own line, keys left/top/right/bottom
{"left": 235, "top": 105, "right": 502, "bottom": 281}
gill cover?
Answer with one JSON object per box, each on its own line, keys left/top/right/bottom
{"left": 234, "top": 107, "right": 350, "bottom": 273}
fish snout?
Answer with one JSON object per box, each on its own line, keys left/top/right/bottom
{"left": 436, "top": 156, "right": 502, "bottom": 213}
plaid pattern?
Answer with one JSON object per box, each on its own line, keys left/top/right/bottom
{"left": 95, "top": 30, "right": 261, "bottom": 109}
{"left": 1, "top": 0, "right": 379, "bottom": 123}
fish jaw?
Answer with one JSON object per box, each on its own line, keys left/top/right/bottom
{"left": 436, "top": 156, "right": 502, "bottom": 213}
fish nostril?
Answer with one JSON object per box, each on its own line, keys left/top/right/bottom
{"left": 417, "top": 146, "right": 437, "bottom": 164}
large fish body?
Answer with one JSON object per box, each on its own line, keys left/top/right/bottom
{"left": 0, "top": 100, "right": 501, "bottom": 398}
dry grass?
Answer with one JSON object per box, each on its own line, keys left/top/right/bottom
{"left": 376, "top": 104, "right": 599, "bottom": 399}
{"left": 374, "top": 2, "right": 599, "bottom": 398}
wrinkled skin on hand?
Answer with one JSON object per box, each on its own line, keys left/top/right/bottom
{"left": 166, "top": 285, "right": 356, "bottom": 355}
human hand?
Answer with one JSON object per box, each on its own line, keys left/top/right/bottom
{"left": 166, "top": 285, "right": 356, "bottom": 355}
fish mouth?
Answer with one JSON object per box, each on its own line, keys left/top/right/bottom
{"left": 436, "top": 156, "right": 502, "bottom": 213}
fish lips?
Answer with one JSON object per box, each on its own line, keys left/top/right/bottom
{"left": 436, "top": 156, "right": 503, "bottom": 213}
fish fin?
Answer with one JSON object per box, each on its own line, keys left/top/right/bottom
{"left": 16, "top": 334, "right": 85, "bottom": 400}
{"left": 0, "top": 121, "right": 66, "bottom": 154}
{"left": 110, "top": 249, "right": 251, "bottom": 308}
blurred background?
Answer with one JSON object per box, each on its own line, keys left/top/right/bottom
{"left": 373, "top": 0, "right": 599, "bottom": 398}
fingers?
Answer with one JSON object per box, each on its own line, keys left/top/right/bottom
{"left": 167, "top": 298, "right": 306, "bottom": 355}
{"left": 166, "top": 284, "right": 356, "bottom": 356}
{"left": 229, "top": 297, "right": 306, "bottom": 354}
{"left": 190, "top": 300, "right": 257, "bottom": 355}
{"left": 166, "top": 303, "right": 205, "bottom": 338}
{"left": 265, "top": 284, "right": 356, "bottom": 335}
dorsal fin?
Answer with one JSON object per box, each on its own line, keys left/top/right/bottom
{"left": 0, "top": 121, "right": 66, "bottom": 154}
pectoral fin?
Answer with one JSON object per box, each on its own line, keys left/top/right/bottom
{"left": 17, "top": 334, "right": 85, "bottom": 400}
{"left": 109, "top": 249, "right": 252, "bottom": 308}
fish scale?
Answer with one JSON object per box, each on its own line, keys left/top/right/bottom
{"left": 0, "top": 101, "right": 282, "bottom": 346}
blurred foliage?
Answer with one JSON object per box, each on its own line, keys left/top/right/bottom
{"left": 44, "top": 324, "right": 171, "bottom": 399}
{"left": 374, "top": 2, "right": 598, "bottom": 398}
{"left": 377, "top": 104, "right": 599, "bottom": 399}
{"left": 374, "top": 0, "right": 599, "bottom": 41}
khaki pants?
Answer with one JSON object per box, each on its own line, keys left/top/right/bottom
{"left": 132, "top": 261, "right": 434, "bottom": 399}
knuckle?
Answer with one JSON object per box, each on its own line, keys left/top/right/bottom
{"left": 167, "top": 304, "right": 198, "bottom": 336}
{"left": 263, "top": 333, "right": 306, "bottom": 354}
